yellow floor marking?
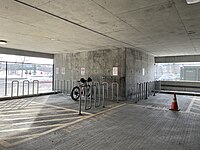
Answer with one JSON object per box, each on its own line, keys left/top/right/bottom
{"left": 32, "top": 101, "right": 92, "bottom": 115}
{"left": 0, "top": 124, "right": 63, "bottom": 133}
{"left": 0, "top": 107, "right": 63, "bottom": 114}
{"left": 1, "top": 105, "right": 55, "bottom": 110}
{"left": 186, "top": 96, "right": 196, "bottom": 113}
{"left": 0, "top": 134, "right": 38, "bottom": 140}
{"left": 0, "top": 109, "right": 74, "bottom": 116}
{"left": 0, "top": 139, "right": 11, "bottom": 147}
{"left": 3, "top": 112, "right": 79, "bottom": 121}
{"left": 0, "top": 103, "right": 126, "bottom": 148}
{"left": 193, "top": 103, "right": 200, "bottom": 107}
{"left": 190, "top": 106, "right": 200, "bottom": 111}
{"left": 10, "top": 116, "right": 82, "bottom": 126}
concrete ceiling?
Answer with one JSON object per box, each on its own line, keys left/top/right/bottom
{"left": 0, "top": 0, "right": 200, "bottom": 56}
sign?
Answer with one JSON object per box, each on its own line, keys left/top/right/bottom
{"left": 56, "top": 68, "right": 59, "bottom": 75}
{"left": 61, "top": 67, "right": 65, "bottom": 75}
{"left": 113, "top": 67, "right": 118, "bottom": 76}
{"left": 81, "top": 67, "right": 85, "bottom": 75}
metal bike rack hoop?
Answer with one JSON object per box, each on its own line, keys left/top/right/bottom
{"left": 22, "top": 80, "right": 30, "bottom": 96}
{"left": 11, "top": 80, "right": 19, "bottom": 97}
{"left": 33, "top": 80, "right": 39, "bottom": 95}
{"left": 111, "top": 82, "right": 119, "bottom": 103}
{"left": 94, "top": 81, "right": 101, "bottom": 107}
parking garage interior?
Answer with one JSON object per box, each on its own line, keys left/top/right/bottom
{"left": 0, "top": 0, "right": 200, "bottom": 150}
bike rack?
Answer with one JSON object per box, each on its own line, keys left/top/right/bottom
{"left": 136, "top": 83, "right": 139, "bottom": 101}
{"left": 85, "top": 84, "right": 96, "bottom": 110}
{"left": 145, "top": 82, "right": 148, "bottom": 99}
{"left": 111, "top": 82, "right": 119, "bottom": 103}
{"left": 66, "top": 80, "right": 71, "bottom": 95}
{"left": 22, "top": 80, "right": 30, "bottom": 96}
{"left": 32, "top": 80, "right": 39, "bottom": 95}
{"left": 102, "top": 84, "right": 106, "bottom": 108}
{"left": 94, "top": 81, "right": 101, "bottom": 107}
{"left": 102, "top": 82, "right": 109, "bottom": 99}
{"left": 11, "top": 80, "right": 19, "bottom": 97}
{"left": 72, "top": 80, "right": 77, "bottom": 88}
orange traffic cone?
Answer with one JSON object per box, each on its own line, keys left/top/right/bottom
{"left": 169, "top": 93, "right": 180, "bottom": 111}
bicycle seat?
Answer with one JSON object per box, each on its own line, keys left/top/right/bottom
{"left": 80, "top": 78, "right": 87, "bottom": 83}
{"left": 87, "top": 77, "right": 92, "bottom": 82}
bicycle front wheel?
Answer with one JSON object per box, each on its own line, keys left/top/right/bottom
{"left": 71, "top": 86, "right": 80, "bottom": 101}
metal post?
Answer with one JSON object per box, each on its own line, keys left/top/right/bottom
{"left": 141, "top": 83, "right": 143, "bottom": 99}
{"left": 111, "top": 82, "right": 119, "bottom": 103}
{"left": 22, "top": 80, "right": 30, "bottom": 96}
{"left": 11, "top": 80, "right": 19, "bottom": 97}
{"left": 153, "top": 81, "right": 156, "bottom": 96}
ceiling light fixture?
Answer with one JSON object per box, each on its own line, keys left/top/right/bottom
{"left": 186, "top": 0, "right": 200, "bottom": 4}
{"left": 0, "top": 40, "right": 7, "bottom": 45}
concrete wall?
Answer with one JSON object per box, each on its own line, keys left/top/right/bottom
{"left": 125, "top": 48, "right": 155, "bottom": 100}
{"left": 54, "top": 47, "right": 155, "bottom": 100}
{"left": 54, "top": 48, "right": 126, "bottom": 99}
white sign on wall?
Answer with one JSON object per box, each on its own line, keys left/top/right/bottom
{"left": 56, "top": 68, "right": 59, "bottom": 75}
{"left": 113, "top": 67, "right": 118, "bottom": 76}
{"left": 81, "top": 67, "right": 85, "bottom": 75}
{"left": 61, "top": 67, "right": 65, "bottom": 75}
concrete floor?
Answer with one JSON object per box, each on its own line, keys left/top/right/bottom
{"left": 0, "top": 93, "right": 200, "bottom": 150}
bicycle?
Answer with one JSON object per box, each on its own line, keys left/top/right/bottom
{"left": 70, "top": 77, "right": 92, "bottom": 101}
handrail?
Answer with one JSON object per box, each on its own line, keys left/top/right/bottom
{"left": 11, "top": 80, "right": 19, "bottom": 97}
{"left": 22, "top": 80, "right": 30, "bottom": 96}
{"left": 33, "top": 80, "right": 39, "bottom": 95}
{"left": 111, "top": 82, "right": 119, "bottom": 103}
